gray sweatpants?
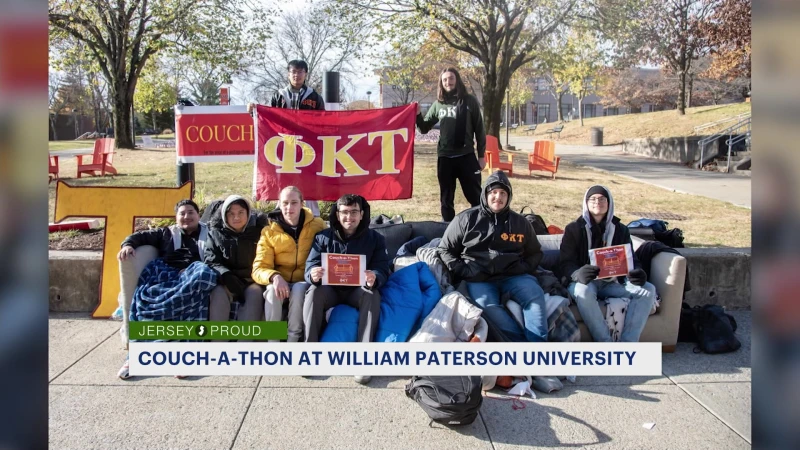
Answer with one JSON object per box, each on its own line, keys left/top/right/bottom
{"left": 304, "top": 285, "right": 381, "bottom": 343}
{"left": 209, "top": 283, "right": 264, "bottom": 322}
{"left": 264, "top": 281, "right": 310, "bottom": 342}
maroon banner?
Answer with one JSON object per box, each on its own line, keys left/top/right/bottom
{"left": 254, "top": 104, "right": 415, "bottom": 201}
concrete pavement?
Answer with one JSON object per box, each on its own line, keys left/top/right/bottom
{"left": 505, "top": 136, "right": 751, "bottom": 209}
{"left": 49, "top": 312, "right": 752, "bottom": 449}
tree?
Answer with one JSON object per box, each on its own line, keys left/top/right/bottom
{"left": 601, "top": 0, "right": 717, "bottom": 115}
{"left": 533, "top": 33, "right": 573, "bottom": 122}
{"left": 597, "top": 67, "right": 649, "bottom": 111}
{"left": 701, "top": 0, "right": 750, "bottom": 83}
{"left": 506, "top": 69, "right": 533, "bottom": 124}
{"left": 380, "top": 40, "right": 437, "bottom": 105}
{"left": 335, "top": 0, "right": 578, "bottom": 137}
{"left": 243, "top": 2, "right": 367, "bottom": 103}
{"left": 49, "top": 0, "right": 269, "bottom": 148}
{"left": 134, "top": 57, "right": 177, "bottom": 131}
{"left": 564, "top": 31, "right": 603, "bottom": 126}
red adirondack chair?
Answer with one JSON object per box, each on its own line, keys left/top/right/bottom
{"left": 484, "top": 135, "right": 514, "bottom": 177}
{"left": 49, "top": 155, "right": 60, "bottom": 182}
{"left": 528, "top": 140, "right": 561, "bottom": 179}
{"left": 77, "top": 138, "right": 117, "bottom": 178}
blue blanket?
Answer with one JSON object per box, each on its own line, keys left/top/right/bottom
{"left": 130, "top": 259, "right": 217, "bottom": 322}
{"left": 320, "top": 262, "right": 441, "bottom": 342}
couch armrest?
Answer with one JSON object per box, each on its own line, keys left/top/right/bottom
{"left": 118, "top": 245, "right": 158, "bottom": 348}
{"left": 647, "top": 252, "right": 687, "bottom": 348}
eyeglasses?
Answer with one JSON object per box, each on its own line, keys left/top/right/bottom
{"left": 338, "top": 209, "right": 361, "bottom": 217}
{"left": 587, "top": 197, "right": 608, "bottom": 204}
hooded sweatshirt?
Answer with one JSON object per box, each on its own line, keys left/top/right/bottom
{"left": 438, "top": 171, "right": 543, "bottom": 283}
{"left": 204, "top": 195, "right": 267, "bottom": 281}
{"left": 270, "top": 84, "right": 325, "bottom": 110}
{"left": 558, "top": 185, "right": 641, "bottom": 283}
{"left": 303, "top": 195, "right": 391, "bottom": 290}
{"left": 416, "top": 93, "right": 486, "bottom": 159}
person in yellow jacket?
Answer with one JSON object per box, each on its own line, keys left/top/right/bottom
{"left": 252, "top": 186, "right": 325, "bottom": 341}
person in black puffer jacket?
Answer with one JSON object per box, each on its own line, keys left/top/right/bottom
{"left": 205, "top": 195, "right": 268, "bottom": 321}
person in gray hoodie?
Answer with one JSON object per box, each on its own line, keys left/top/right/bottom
{"left": 558, "top": 185, "right": 656, "bottom": 342}
{"left": 205, "top": 195, "right": 267, "bottom": 322}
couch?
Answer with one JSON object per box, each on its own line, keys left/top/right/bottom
{"left": 118, "top": 221, "right": 686, "bottom": 352}
{"left": 371, "top": 221, "right": 686, "bottom": 352}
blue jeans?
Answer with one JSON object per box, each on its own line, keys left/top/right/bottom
{"left": 466, "top": 274, "right": 547, "bottom": 342}
{"left": 569, "top": 279, "right": 657, "bottom": 342}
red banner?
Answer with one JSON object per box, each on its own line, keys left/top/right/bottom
{"left": 254, "top": 104, "right": 415, "bottom": 201}
{"left": 175, "top": 105, "right": 254, "bottom": 163}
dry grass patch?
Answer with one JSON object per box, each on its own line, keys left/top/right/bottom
{"left": 48, "top": 142, "right": 750, "bottom": 248}
{"left": 517, "top": 103, "right": 751, "bottom": 146}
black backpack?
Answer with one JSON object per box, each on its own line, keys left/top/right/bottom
{"left": 654, "top": 228, "right": 685, "bottom": 248}
{"left": 519, "top": 206, "right": 549, "bottom": 235}
{"left": 405, "top": 376, "right": 483, "bottom": 426}
{"left": 678, "top": 303, "right": 741, "bottom": 354}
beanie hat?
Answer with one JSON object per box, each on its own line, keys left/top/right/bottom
{"left": 585, "top": 186, "right": 609, "bottom": 202}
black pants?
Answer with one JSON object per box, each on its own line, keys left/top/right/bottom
{"left": 304, "top": 285, "right": 381, "bottom": 342}
{"left": 438, "top": 153, "right": 482, "bottom": 221}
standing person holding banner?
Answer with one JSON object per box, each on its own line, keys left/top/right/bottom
{"left": 416, "top": 67, "right": 487, "bottom": 222}
{"left": 247, "top": 59, "right": 325, "bottom": 215}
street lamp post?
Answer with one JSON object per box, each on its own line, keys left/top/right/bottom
{"left": 366, "top": 91, "right": 372, "bottom": 109}
{"left": 505, "top": 90, "right": 515, "bottom": 150}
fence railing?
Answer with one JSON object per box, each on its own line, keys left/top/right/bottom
{"left": 698, "top": 116, "right": 751, "bottom": 170}
{"left": 693, "top": 112, "right": 750, "bottom": 134}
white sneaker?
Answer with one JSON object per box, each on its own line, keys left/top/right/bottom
{"left": 117, "top": 359, "right": 131, "bottom": 380}
{"left": 354, "top": 375, "right": 372, "bottom": 385}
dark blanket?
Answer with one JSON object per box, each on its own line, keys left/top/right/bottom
{"left": 635, "top": 241, "right": 691, "bottom": 292}
{"left": 130, "top": 259, "right": 218, "bottom": 322}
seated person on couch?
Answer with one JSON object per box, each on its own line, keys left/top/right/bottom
{"left": 304, "top": 194, "right": 391, "bottom": 383}
{"left": 116, "top": 199, "right": 217, "bottom": 379}
{"left": 205, "top": 195, "right": 267, "bottom": 322}
{"left": 438, "top": 170, "right": 548, "bottom": 343}
{"left": 559, "top": 185, "right": 656, "bottom": 342}
{"left": 252, "top": 186, "right": 324, "bottom": 341}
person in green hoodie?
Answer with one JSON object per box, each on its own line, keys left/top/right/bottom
{"left": 416, "top": 67, "right": 487, "bottom": 222}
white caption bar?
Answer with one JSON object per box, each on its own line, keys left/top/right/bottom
{"left": 129, "top": 342, "right": 662, "bottom": 377}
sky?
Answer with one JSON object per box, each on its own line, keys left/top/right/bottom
{"left": 235, "top": 0, "right": 381, "bottom": 105}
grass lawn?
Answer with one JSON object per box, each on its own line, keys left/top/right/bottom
{"left": 515, "top": 102, "right": 751, "bottom": 146}
{"left": 48, "top": 142, "right": 751, "bottom": 248}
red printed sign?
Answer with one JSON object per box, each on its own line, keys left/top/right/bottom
{"left": 589, "top": 244, "right": 634, "bottom": 279}
{"left": 254, "top": 104, "right": 415, "bottom": 201}
{"left": 175, "top": 105, "right": 254, "bottom": 163}
{"left": 219, "top": 87, "right": 230, "bottom": 105}
{"left": 321, "top": 253, "right": 366, "bottom": 286}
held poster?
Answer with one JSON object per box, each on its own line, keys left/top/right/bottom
{"left": 589, "top": 244, "right": 634, "bottom": 279}
{"left": 321, "top": 253, "right": 366, "bottom": 286}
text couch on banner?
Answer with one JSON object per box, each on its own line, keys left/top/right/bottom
{"left": 254, "top": 104, "right": 416, "bottom": 201}
{"left": 175, "top": 105, "right": 254, "bottom": 163}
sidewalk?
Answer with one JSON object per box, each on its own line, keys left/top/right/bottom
{"left": 505, "top": 136, "right": 751, "bottom": 209}
{"left": 49, "top": 312, "right": 752, "bottom": 449}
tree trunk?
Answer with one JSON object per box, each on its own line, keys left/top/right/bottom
{"left": 579, "top": 96, "right": 584, "bottom": 127}
{"left": 556, "top": 92, "right": 563, "bottom": 122}
{"left": 687, "top": 74, "right": 694, "bottom": 108}
{"left": 677, "top": 70, "right": 687, "bottom": 115}
{"left": 49, "top": 117, "right": 58, "bottom": 141}
{"left": 112, "top": 88, "right": 135, "bottom": 148}
{"left": 152, "top": 110, "right": 157, "bottom": 132}
{"left": 482, "top": 73, "right": 505, "bottom": 139}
